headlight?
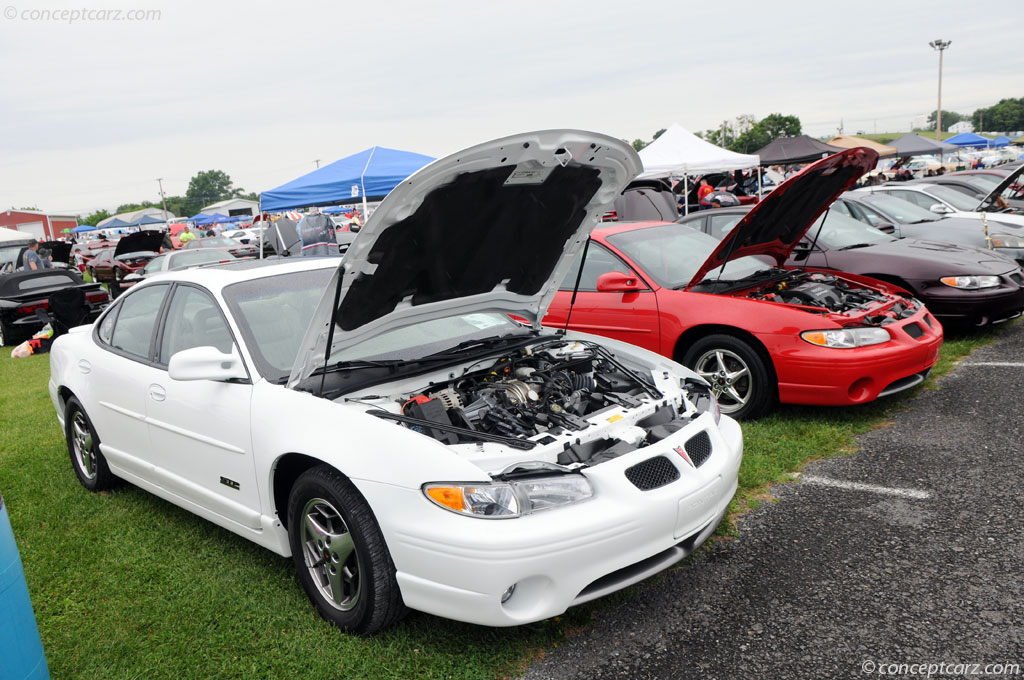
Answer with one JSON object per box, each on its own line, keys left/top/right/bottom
{"left": 939, "top": 275, "right": 1001, "bottom": 290}
{"left": 989, "top": 234, "right": 1024, "bottom": 248}
{"left": 800, "top": 327, "right": 891, "bottom": 348}
{"left": 683, "top": 379, "right": 721, "bottom": 423}
{"left": 424, "top": 475, "right": 593, "bottom": 519}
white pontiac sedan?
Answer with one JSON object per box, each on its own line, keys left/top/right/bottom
{"left": 48, "top": 131, "right": 742, "bottom": 634}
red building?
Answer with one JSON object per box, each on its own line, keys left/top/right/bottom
{"left": 0, "top": 210, "right": 79, "bottom": 240}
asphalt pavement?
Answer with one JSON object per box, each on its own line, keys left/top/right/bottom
{"left": 522, "top": 323, "right": 1024, "bottom": 680}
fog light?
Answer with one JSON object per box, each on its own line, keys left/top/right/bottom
{"left": 501, "top": 584, "right": 517, "bottom": 603}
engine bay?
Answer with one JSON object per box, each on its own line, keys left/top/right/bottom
{"left": 743, "top": 271, "right": 920, "bottom": 322}
{"left": 358, "top": 339, "right": 715, "bottom": 467}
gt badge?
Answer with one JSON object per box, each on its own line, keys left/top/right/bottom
{"left": 220, "top": 476, "right": 240, "bottom": 490}
{"left": 673, "top": 446, "right": 694, "bottom": 468}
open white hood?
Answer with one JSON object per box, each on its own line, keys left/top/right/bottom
{"left": 288, "top": 130, "right": 641, "bottom": 387}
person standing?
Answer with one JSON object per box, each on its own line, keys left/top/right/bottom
{"left": 179, "top": 226, "right": 196, "bottom": 246}
{"left": 21, "top": 240, "right": 43, "bottom": 270}
{"left": 697, "top": 178, "right": 714, "bottom": 210}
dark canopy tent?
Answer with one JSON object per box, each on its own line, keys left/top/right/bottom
{"left": 753, "top": 136, "right": 844, "bottom": 165}
{"left": 887, "top": 133, "right": 958, "bottom": 157}
{"left": 260, "top": 146, "right": 435, "bottom": 212}
{"left": 99, "top": 217, "right": 132, "bottom": 229}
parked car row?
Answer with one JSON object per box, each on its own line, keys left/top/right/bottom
{"left": 39, "top": 131, "right": 1024, "bottom": 638}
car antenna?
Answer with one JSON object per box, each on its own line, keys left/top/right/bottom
{"left": 562, "top": 237, "right": 591, "bottom": 334}
{"left": 318, "top": 270, "right": 346, "bottom": 397}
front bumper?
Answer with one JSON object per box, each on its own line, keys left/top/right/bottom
{"left": 355, "top": 414, "right": 742, "bottom": 627}
{"left": 764, "top": 308, "right": 943, "bottom": 406}
{"left": 915, "top": 272, "right": 1024, "bottom": 326}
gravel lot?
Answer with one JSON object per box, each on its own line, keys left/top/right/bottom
{"left": 522, "top": 323, "right": 1024, "bottom": 680}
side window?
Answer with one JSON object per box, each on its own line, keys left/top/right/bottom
{"left": 708, "top": 214, "right": 743, "bottom": 239}
{"left": 159, "top": 286, "right": 234, "bottom": 364}
{"left": 143, "top": 256, "right": 165, "bottom": 275}
{"left": 852, "top": 203, "right": 886, "bottom": 227}
{"left": 559, "top": 243, "right": 633, "bottom": 291}
{"left": 96, "top": 307, "right": 118, "bottom": 345}
{"left": 109, "top": 285, "right": 168, "bottom": 360}
{"left": 898, "top": 192, "right": 933, "bottom": 209}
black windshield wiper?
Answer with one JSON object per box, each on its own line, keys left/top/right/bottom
{"left": 838, "top": 243, "right": 875, "bottom": 251}
{"left": 423, "top": 332, "right": 536, "bottom": 359}
{"left": 311, "top": 358, "right": 407, "bottom": 376}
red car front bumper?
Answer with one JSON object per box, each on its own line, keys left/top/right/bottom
{"left": 760, "top": 309, "right": 943, "bottom": 406}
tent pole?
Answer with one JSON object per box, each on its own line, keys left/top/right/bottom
{"left": 683, "top": 175, "right": 689, "bottom": 216}
{"left": 757, "top": 166, "right": 762, "bottom": 202}
{"left": 258, "top": 195, "right": 264, "bottom": 260}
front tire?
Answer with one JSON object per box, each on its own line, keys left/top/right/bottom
{"left": 682, "top": 333, "right": 776, "bottom": 420}
{"left": 287, "top": 465, "right": 406, "bottom": 635}
{"left": 64, "top": 397, "right": 115, "bottom": 491}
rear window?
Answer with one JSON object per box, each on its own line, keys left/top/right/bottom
{"left": 17, "top": 273, "right": 78, "bottom": 291}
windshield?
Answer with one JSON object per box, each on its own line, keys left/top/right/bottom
{"left": 223, "top": 268, "right": 334, "bottom": 382}
{"left": 169, "top": 249, "right": 235, "bottom": 270}
{"left": 925, "top": 185, "right": 983, "bottom": 211}
{"left": 813, "top": 211, "right": 893, "bottom": 249}
{"left": 607, "top": 224, "right": 772, "bottom": 289}
{"left": 331, "top": 313, "right": 526, "bottom": 363}
{"left": 860, "top": 193, "right": 939, "bottom": 223}
{"left": 194, "top": 237, "right": 238, "bottom": 248}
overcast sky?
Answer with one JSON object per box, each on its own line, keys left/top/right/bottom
{"left": 0, "top": 0, "right": 1019, "bottom": 216}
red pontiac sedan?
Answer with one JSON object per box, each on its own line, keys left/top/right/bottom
{"left": 543, "top": 148, "right": 943, "bottom": 419}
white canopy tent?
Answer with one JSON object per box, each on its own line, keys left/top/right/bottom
{"left": 637, "top": 123, "right": 761, "bottom": 214}
{"left": 0, "top": 226, "right": 32, "bottom": 242}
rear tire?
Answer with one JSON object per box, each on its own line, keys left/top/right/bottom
{"left": 682, "top": 333, "right": 776, "bottom": 420}
{"left": 0, "top": 320, "right": 15, "bottom": 347}
{"left": 287, "top": 465, "right": 406, "bottom": 635}
{"left": 64, "top": 397, "right": 115, "bottom": 491}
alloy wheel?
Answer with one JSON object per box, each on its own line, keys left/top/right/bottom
{"left": 300, "top": 497, "right": 361, "bottom": 611}
{"left": 693, "top": 348, "right": 752, "bottom": 414}
{"left": 70, "top": 411, "right": 97, "bottom": 479}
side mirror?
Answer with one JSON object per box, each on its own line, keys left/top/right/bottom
{"left": 168, "top": 346, "right": 247, "bottom": 382}
{"left": 930, "top": 203, "right": 953, "bottom": 214}
{"left": 876, "top": 222, "right": 896, "bottom": 234}
{"left": 595, "top": 271, "right": 644, "bottom": 292}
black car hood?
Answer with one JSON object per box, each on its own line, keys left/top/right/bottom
{"left": 846, "top": 239, "right": 1018, "bottom": 276}
{"left": 978, "top": 165, "right": 1024, "bottom": 211}
{"left": 114, "top": 230, "right": 165, "bottom": 257}
{"left": 686, "top": 147, "right": 879, "bottom": 289}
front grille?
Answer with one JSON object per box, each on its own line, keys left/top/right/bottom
{"left": 625, "top": 456, "right": 680, "bottom": 491}
{"left": 685, "top": 430, "right": 713, "bottom": 468}
{"left": 1010, "top": 272, "right": 1024, "bottom": 286}
{"left": 904, "top": 322, "right": 924, "bottom": 339}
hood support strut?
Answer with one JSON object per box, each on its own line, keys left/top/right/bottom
{"left": 318, "top": 270, "right": 346, "bottom": 397}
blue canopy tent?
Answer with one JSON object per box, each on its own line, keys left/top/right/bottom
{"left": 944, "top": 132, "right": 991, "bottom": 147}
{"left": 989, "top": 136, "right": 1010, "bottom": 148}
{"left": 71, "top": 224, "right": 99, "bottom": 233}
{"left": 194, "top": 213, "right": 229, "bottom": 226}
{"left": 260, "top": 146, "right": 435, "bottom": 213}
{"left": 131, "top": 215, "right": 165, "bottom": 226}
{"left": 189, "top": 212, "right": 212, "bottom": 221}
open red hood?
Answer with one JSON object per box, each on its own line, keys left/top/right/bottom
{"left": 685, "top": 147, "right": 878, "bottom": 290}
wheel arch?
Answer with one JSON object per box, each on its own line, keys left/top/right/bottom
{"left": 672, "top": 324, "right": 779, "bottom": 386}
{"left": 272, "top": 452, "right": 346, "bottom": 530}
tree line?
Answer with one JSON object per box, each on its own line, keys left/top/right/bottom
{"left": 927, "top": 96, "right": 1024, "bottom": 132}
{"left": 631, "top": 113, "right": 802, "bottom": 154}
{"left": 81, "top": 169, "right": 258, "bottom": 226}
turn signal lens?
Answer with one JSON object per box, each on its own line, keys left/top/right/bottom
{"left": 425, "top": 486, "right": 465, "bottom": 512}
{"left": 939, "top": 275, "right": 1000, "bottom": 290}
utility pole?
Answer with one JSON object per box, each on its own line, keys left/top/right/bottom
{"left": 314, "top": 159, "right": 322, "bottom": 169}
{"left": 156, "top": 178, "right": 169, "bottom": 222}
{"left": 929, "top": 39, "right": 951, "bottom": 141}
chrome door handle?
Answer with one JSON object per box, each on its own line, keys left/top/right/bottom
{"left": 148, "top": 384, "right": 166, "bottom": 402}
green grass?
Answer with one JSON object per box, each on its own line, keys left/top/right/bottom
{"left": 0, "top": 324, "right": 1011, "bottom": 678}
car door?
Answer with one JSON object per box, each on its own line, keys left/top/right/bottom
{"left": 143, "top": 283, "right": 261, "bottom": 529}
{"left": 87, "top": 283, "right": 170, "bottom": 468}
{"left": 543, "top": 242, "right": 661, "bottom": 353}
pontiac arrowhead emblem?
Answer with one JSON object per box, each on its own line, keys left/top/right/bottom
{"left": 674, "top": 445, "right": 694, "bottom": 467}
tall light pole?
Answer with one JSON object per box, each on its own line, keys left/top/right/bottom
{"left": 156, "top": 178, "right": 169, "bottom": 222}
{"left": 929, "top": 39, "right": 951, "bottom": 141}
